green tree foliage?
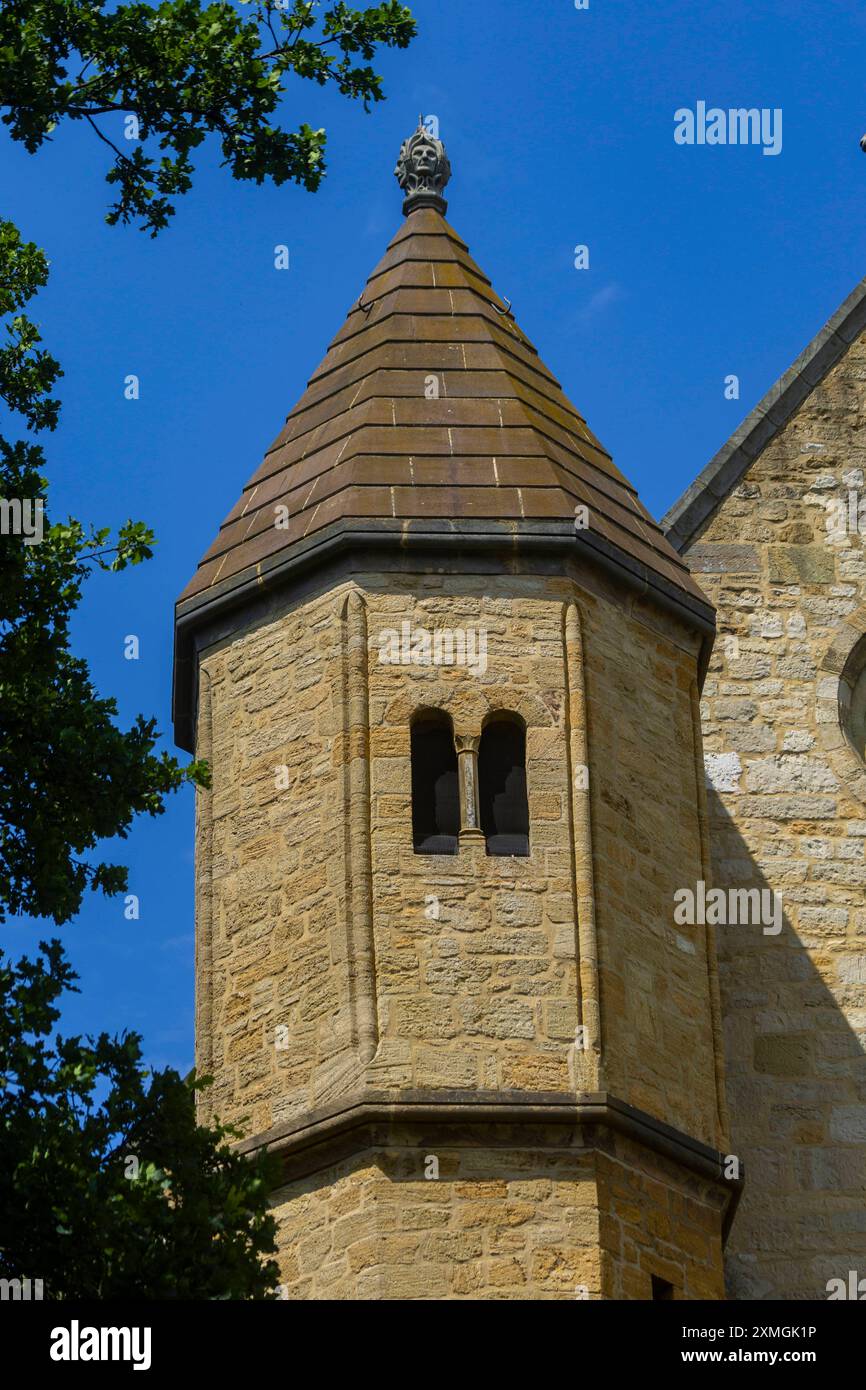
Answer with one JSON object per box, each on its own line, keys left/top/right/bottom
{"left": 0, "top": 0, "right": 416, "bottom": 233}
{"left": 0, "top": 219, "right": 61, "bottom": 429}
{"left": 0, "top": 940, "right": 281, "bottom": 1297}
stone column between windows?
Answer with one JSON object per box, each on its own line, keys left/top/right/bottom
{"left": 455, "top": 733, "right": 484, "bottom": 842}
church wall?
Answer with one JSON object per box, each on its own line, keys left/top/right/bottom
{"left": 684, "top": 331, "right": 866, "bottom": 1299}
{"left": 265, "top": 1125, "right": 727, "bottom": 1300}
{"left": 363, "top": 570, "right": 721, "bottom": 1145}
{"left": 596, "top": 1135, "right": 727, "bottom": 1300}
{"left": 193, "top": 567, "right": 724, "bottom": 1154}
{"left": 578, "top": 588, "right": 723, "bottom": 1149}
{"left": 269, "top": 1140, "right": 602, "bottom": 1300}
{"left": 193, "top": 588, "right": 352, "bottom": 1135}
{"left": 362, "top": 574, "right": 581, "bottom": 1098}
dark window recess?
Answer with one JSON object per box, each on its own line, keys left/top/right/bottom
{"left": 411, "top": 717, "right": 459, "bottom": 854}
{"left": 651, "top": 1275, "right": 675, "bottom": 1301}
{"left": 479, "top": 718, "right": 530, "bottom": 856}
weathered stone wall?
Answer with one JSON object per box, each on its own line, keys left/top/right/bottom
{"left": 193, "top": 593, "right": 351, "bottom": 1135}
{"left": 363, "top": 577, "right": 580, "bottom": 1098}
{"left": 362, "top": 570, "right": 720, "bottom": 1134}
{"left": 193, "top": 562, "right": 729, "bottom": 1295}
{"left": 684, "top": 331, "right": 866, "bottom": 1299}
{"left": 268, "top": 1126, "right": 726, "bottom": 1300}
{"left": 270, "top": 1139, "right": 602, "bottom": 1300}
{"left": 195, "top": 568, "right": 722, "bottom": 1143}
{"left": 579, "top": 591, "right": 723, "bottom": 1146}
{"left": 597, "top": 1133, "right": 727, "bottom": 1300}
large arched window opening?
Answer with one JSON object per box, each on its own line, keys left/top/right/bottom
{"left": 411, "top": 711, "right": 459, "bottom": 855}
{"left": 478, "top": 713, "right": 530, "bottom": 856}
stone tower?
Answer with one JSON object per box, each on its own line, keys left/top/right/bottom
{"left": 174, "top": 125, "right": 738, "bottom": 1299}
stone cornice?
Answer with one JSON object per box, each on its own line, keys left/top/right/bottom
{"left": 235, "top": 1088, "right": 743, "bottom": 1241}
{"left": 172, "top": 517, "right": 717, "bottom": 751}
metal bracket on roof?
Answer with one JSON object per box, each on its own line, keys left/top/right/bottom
{"left": 490, "top": 297, "right": 512, "bottom": 317}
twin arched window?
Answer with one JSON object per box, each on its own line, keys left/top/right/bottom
{"left": 411, "top": 711, "right": 529, "bottom": 857}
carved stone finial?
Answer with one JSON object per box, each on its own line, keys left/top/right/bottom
{"left": 394, "top": 118, "right": 451, "bottom": 217}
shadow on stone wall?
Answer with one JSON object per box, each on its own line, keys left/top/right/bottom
{"left": 707, "top": 788, "right": 866, "bottom": 1301}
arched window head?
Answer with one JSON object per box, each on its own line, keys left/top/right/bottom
{"left": 411, "top": 711, "right": 459, "bottom": 855}
{"left": 815, "top": 619, "right": 866, "bottom": 813}
{"left": 841, "top": 634, "right": 866, "bottom": 764}
{"left": 479, "top": 714, "right": 530, "bottom": 857}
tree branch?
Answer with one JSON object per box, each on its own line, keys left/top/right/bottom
{"left": 82, "top": 114, "right": 136, "bottom": 171}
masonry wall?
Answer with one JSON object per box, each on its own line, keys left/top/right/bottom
{"left": 193, "top": 591, "right": 351, "bottom": 1135}
{"left": 596, "top": 1133, "right": 727, "bottom": 1300}
{"left": 193, "top": 563, "right": 729, "bottom": 1295}
{"left": 579, "top": 589, "right": 723, "bottom": 1145}
{"left": 194, "top": 568, "right": 723, "bottom": 1139}
{"left": 362, "top": 569, "right": 719, "bottom": 1135}
{"left": 268, "top": 1127, "right": 726, "bottom": 1300}
{"left": 684, "top": 330, "right": 866, "bottom": 1299}
{"left": 270, "top": 1138, "right": 602, "bottom": 1300}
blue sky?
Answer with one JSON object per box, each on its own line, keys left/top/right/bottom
{"left": 4, "top": 0, "right": 866, "bottom": 1076}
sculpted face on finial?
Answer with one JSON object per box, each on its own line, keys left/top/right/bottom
{"left": 409, "top": 136, "right": 439, "bottom": 178}
{"left": 394, "top": 122, "right": 451, "bottom": 213}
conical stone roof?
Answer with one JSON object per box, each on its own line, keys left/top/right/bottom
{"left": 180, "top": 204, "right": 704, "bottom": 607}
